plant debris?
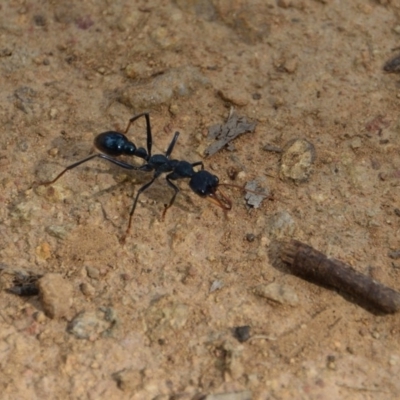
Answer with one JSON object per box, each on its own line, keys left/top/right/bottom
{"left": 244, "top": 179, "right": 269, "bottom": 208}
{"left": 205, "top": 108, "right": 257, "bottom": 156}
{"left": 383, "top": 53, "right": 400, "bottom": 73}
{"left": 280, "top": 239, "right": 400, "bottom": 314}
{"left": 3, "top": 267, "right": 41, "bottom": 297}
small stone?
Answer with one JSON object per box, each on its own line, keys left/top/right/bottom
{"left": 125, "top": 63, "right": 139, "bottom": 79}
{"left": 46, "top": 225, "right": 71, "bottom": 240}
{"left": 150, "top": 26, "right": 179, "bottom": 49}
{"left": 350, "top": 137, "right": 362, "bottom": 149}
{"left": 233, "top": 326, "right": 251, "bottom": 343}
{"left": 35, "top": 242, "right": 52, "bottom": 261}
{"left": 280, "top": 138, "right": 316, "bottom": 182}
{"left": 86, "top": 265, "right": 100, "bottom": 280}
{"left": 49, "top": 108, "right": 58, "bottom": 119}
{"left": 388, "top": 250, "right": 400, "bottom": 259}
{"left": 38, "top": 273, "right": 73, "bottom": 319}
{"left": 68, "top": 309, "right": 116, "bottom": 339}
{"left": 0, "top": 48, "right": 12, "bottom": 57}
{"left": 254, "top": 282, "right": 299, "bottom": 306}
{"left": 371, "top": 331, "right": 380, "bottom": 339}
{"left": 169, "top": 104, "right": 179, "bottom": 115}
{"left": 112, "top": 368, "right": 144, "bottom": 392}
{"left": 277, "top": 0, "right": 291, "bottom": 8}
{"left": 118, "top": 66, "right": 210, "bottom": 110}
{"left": 245, "top": 233, "right": 256, "bottom": 242}
{"left": 237, "top": 171, "right": 246, "bottom": 181}
{"left": 284, "top": 56, "right": 298, "bottom": 73}
{"left": 33, "top": 311, "right": 47, "bottom": 323}
{"left": 217, "top": 88, "right": 249, "bottom": 106}
{"left": 263, "top": 143, "right": 283, "bottom": 153}
{"left": 389, "top": 355, "right": 399, "bottom": 366}
{"left": 210, "top": 280, "right": 224, "bottom": 293}
{"left": 48, "top": 147, "right": 59, "bottom": 157}
{"left": 326, "top": 355, "right": 336, "bottom": 370}
{"left": 80, "top": 282, "right": 95, "bottom": 297}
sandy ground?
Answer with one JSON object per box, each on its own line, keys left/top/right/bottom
{"left": 1, "top": 0, "right": 400, "bottom": 399}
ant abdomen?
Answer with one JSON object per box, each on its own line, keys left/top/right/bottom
{"left": 95, "top": 132, "right": 147, "bottom": 159}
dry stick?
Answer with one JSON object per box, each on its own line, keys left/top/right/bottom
{"left": 280, "top": 239, "right": 400, "bottom": 313}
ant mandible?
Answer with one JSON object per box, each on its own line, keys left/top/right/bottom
{"left": 37, "top": 112, "right": 232, "bottom": 241}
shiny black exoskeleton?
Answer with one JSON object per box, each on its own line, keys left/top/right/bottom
{"left": 94, "top": 132, "right": 148, "bottom": 159}
{"left": 38, "top": 113, "right": 231, "bottom": 240}
{"left": 123, "top": 131, "right": 231, "bottom": 238}
{"left": 39, "top": 112, "right": 153, "bottom": 185}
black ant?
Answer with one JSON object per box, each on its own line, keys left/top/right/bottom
{"left": 36, "top": 112, "right": 233, "bottom": 241}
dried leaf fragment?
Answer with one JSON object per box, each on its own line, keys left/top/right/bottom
{"left": 205, "top": 108, "right": 257, "bottom": 156}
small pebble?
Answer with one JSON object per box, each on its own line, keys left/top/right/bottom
{"left": 86, "top": 265, "right": 100, "bottom": 280}
{"left": 48, "top": 147, "right": 59, "bottom": 157}
{"left": 263, "top": 143, "right": 282, "bottom": 153}
{"left": 210, "top": 280, "right": 224, "bottom": 293}
{"left": 326, "top": 355, "right": 336, "bottom": 370}
{"left": 68, "top": 309, "right": 116, "bottom": 339}
{"left": 217, "top": 88, "right": 249, "bottom": 106}
{"left": 46, "top": 225, "right": 71, "bottom": 240}
{"left": 245, "top": 233, "right": 256, "bottom": 242}
{"left": 384, "top": 53, "right": 400, "bottom": 73}
{"left": 169, "top": 103, "right": 179, "bottom": 115}
{"left": 350, "top": 137, "right": 362, "bottom": 149}
{"left": 80, "top": 282, "right": 95, "bottom": 297}
{"left": 280, "top": 138, "right": 316, "bottom": 182}
{"left": 388, "top": 250, "right": 400, "bottom": 260}
{"left": 35, "top": 242, "right": 52, "bottom": 261}
{"left": 233, "top": 326, "right": 251, "bottom": 343}
{"left": 38, "top": 273, "right": 73, "bottom": 319}
{"left": 389, "top": 355, "right": 399, "bottom": 366}
{"left": 49, "top": 108, "right": 58, "bottom": 119}
{"left": 371, "top": 331, "right": 380, "bottom": 339}
{"left": 112, "top": 368, "right": 144, "bottom": 392}
{"left": 33, "top": 311, "right": 47, "bottom": 323}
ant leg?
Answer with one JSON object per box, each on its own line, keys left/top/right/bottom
{"left": 37, "top": 153, "right": 140, "bottom": 186}
{"left": 162, "top": 175, "right": 180, "bottom": 220}
{"left": 191, "top": 161, "right": 204, "bottom": 170}
{"left": 125, "top": 176, "right": 157, "bottom": 238}
{"left": 123, "top": 112, "right": 152, "bottom": 158}
{"left": 165, "top": 132, "right": 180, "bottom": 158}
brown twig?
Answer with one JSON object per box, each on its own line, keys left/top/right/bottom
{"left": 279, "top": 240, "right": 400, "bottom": 313}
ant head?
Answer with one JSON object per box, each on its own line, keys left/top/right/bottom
{"left": 189, "top": 170, "right": 232, "bottom": 210}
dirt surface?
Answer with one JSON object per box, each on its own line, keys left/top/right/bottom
{"left": 1, "top": 0, "right": 400, "bottom": 399}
